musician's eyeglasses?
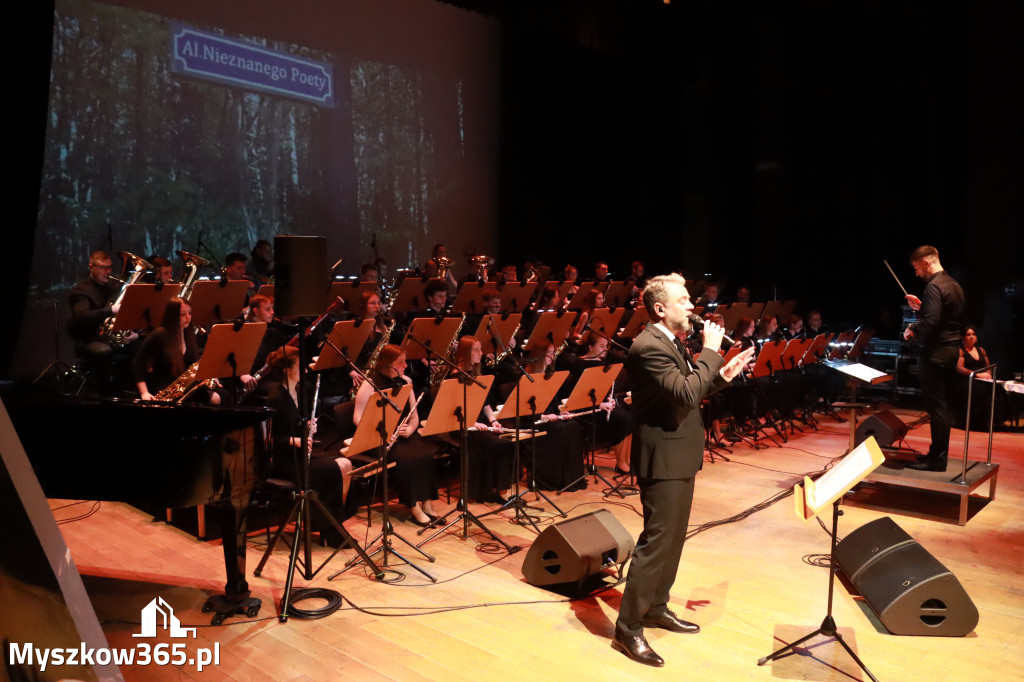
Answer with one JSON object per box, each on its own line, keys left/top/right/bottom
{"left": 90, "top": 264, "right": 113, "bottom": 270}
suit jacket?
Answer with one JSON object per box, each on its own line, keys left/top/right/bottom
{"left": 627, "top": 325, "right": 727, "bottom": 479}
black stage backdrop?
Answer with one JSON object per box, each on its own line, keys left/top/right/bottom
{"left": 10, "top": 0, "right": 1023, "bottom": 379}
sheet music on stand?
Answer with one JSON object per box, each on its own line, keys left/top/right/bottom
{"left": 821, "top": 358, "right": 892, "bottom": 385}
{"left": 794, "top": 437, "right": 884, "bottom": 520}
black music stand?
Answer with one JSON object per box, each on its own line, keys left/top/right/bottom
{"left": 485, "top": 369, "right": 569, "bottom": 530}
{"left": 330, "top": 382, "right": 437, "bottom": 582}
{"left": 111, "top": 283, "right": 182, "bottom": 333}
{"left": 758, "top": 438, "right": 885, "bottom": 681}
{"left": 415, "top": 372, "right": 517, "bottom": 553}
{"left": 189, "top": 280, "right": 249, "bottom": 328}
{"left": 557, "top": 363, "right": 622, "bottom": 496}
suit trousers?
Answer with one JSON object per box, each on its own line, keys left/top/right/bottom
{"left": 615, "top": 476, "right": 696, "bottom": 636}
{"left": 918, "top": 344, "right": 959, "bottom": 459}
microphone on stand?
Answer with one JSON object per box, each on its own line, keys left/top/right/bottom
{"left": 688, "top": 314, "right": 735, "bottom": 349}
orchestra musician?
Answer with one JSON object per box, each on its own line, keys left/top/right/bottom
{"left": 132, "top": 297, "right": 217, "bottom": 403}
{"left": 149, "top": 256, "right": 175, "bottom": 284}
{"left": 68, "top": 250, "right": 135, "bottom": 393}
{"left": 353, "top": 344, "right": 440, "bottom": 526}
{"left": 573, "top": 288, "right": 605, "bottom": 341}
{"left": 451, "top": 336, "right": 517, "bottom": 504}
{"left": 266, "top": 345, "right": 353, "bottom": 547}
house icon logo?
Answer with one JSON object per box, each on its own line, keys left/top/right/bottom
{"left": 133, "top": 597, "right": 197, "bottom": 639}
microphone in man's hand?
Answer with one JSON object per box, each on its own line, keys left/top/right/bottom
{"left": 688, "top": 314, "right": 735, "bottom": 348}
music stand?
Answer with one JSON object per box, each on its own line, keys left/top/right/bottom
{"left": 417, "top": 375, "right": 517, "bottom": 553}
{"left": 391, "top": 277, "right": 445, "bottom": 315}
{"left": 326, "top": 280, "right": 376, "bottom": 314}
{"left": 331, "top": 382, "right": 437, "bottom": 582}
{"left": 185, "top": 323, "right": 266, "bottom": 398}
{"left": 489, "top": 370, "right": 569, "bottom": 529}
{"left": 557, "top": 363, "right": 623, "bottom": 495}
{"left": 720, "top": 302, "right": 764, "bottom": 333}
{"left": 189, "top": 280, "right": 249, "bottom": 328}
{"left": 312, "top": 319, "right": 375, "bottom": 372}
{"left": 112, "top": 283, "right": 182, "bottom": 332}
{"left": 472, "top": 313, "right": 522, "bottom": 360}
{"left": 566, "top": 282, "right": 608, "bottom": 310}
{"left": 587, "top": 307, "right": 626, "bottom": 337}
{"left": 498, "top": 281, "right": 538, "bottom": 313}
{"left": 617, "top": 307, "right": 650, "bottom": 340}
{"left": 747, "top": 340, "right": 787, "bottom": 445}
{"left": 602, "top": 281, "right": 633, "bottom": 308}
{"left": 758, "top": 438, "right": 885, "bottom": 682}
{"left": 522, "top": 310, "right": 576, "bottom": 356}
{"left": 450, "top": 280, "right": 500, "bottom": 315}
{"left": 399, "top": 317, "right": 464, "bottom": 362}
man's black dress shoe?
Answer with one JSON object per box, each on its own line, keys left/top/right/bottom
{"left": 611, "top": 630, "right": 664, "bottom": 667}
{"left": 642, "top": 609, "right": 700, "bottom": 634}
{"left": 908, "top": 458, "right": 947, "bottom": 472}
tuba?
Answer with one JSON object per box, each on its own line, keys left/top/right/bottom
{"left": 99, "top": 252, "right": 154, "bottom": 347}
{"left": 434, "top": 256, "right": 453, "bottom": 281}
{"left": 176, "top": 250, "right": 210, "bottom": 302}
{"left": 470, "top": 254, "right": 492, "bottom": 282}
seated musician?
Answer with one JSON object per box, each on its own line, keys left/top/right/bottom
{"left": 231, "top": 293, "right": 286, "bottom": 401}
{"left": 358, "top": 263, "right": 379, "bottom": 283}
{"left": 783, "top": 313, "right": 805, "bottom": 340}
{"left": 561, "top": 331, "right": 633, "bottom": 475}
{"left": 353, "top": 344, "right": 440, "bottom": 526}
{"left": 149, "top": 256, "right": 174, "bottom": 284}
{"left": 451, "top": 337, "right": 517, "bottom": 504}
{"left": 735, "top": 285, "right": 752, "bottom": 304}
{"left": 534, "top": 285, "right": 561, "bottom": 312}
{"left": 805, "top": 310, "right": 828, "bottom": 337}
{"left": 421, "top": 279, "right": 449, "bottom": 316}
{"left": 431, "top": 243, "right": 459, "bottom": 290}
{"left": 498, "top": 264, "right": 518, "bottom": 285}
{"left": 248, "top": 239, "right": 274, "bottom": 282}
{"left": 224, "top": 253, "right": 248, "bottom": 281}
{"left": 267, "top": 346, "right": 353, "bottom": 546}
{"left": 593, "top": 261, "right": 611, "bottom": 284}
{"left": 519, "top": 343, "right": 587, "bottom": 490}
{"left": 573, "top": 288, "right": 605, "bottom": 341}
{"left": 563, "top": 265, "right": 580, "bottom": 298}
{"left": 757, "top": 314, "right": 783, "bottom": 343}
{"left": 133, "top": 297, "right": 217, "bottom": 403}
{"left": 696, "top": 282, "right": 722, "bottom": 309}
{"left": 68, "top": 250, "right": 133, "bottom": 391}
{"left": 953, "top": 325, "right": 1007, "bottom": 430}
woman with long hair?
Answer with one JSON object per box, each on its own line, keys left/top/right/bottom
{"left": 353, "top": 344, "right": 440, "bottom": 526}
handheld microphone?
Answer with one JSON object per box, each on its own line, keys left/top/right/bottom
{"left": 688, "top": 314, "right": 735, "bottom": 348}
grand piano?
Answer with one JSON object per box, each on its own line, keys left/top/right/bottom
{"left": 4, "top": 394, "right": 273, "bottom": 623}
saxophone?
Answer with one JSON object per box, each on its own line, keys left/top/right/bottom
{"left": 150, "top": 252, "right": 219, "bottom": 402}
{"left": 429, "top": 313, "right": 465, "bottom": 387}
{"left": 346, "top": 317, "right": 396, "bottom": 401}
{"left": 99, "top": 252, "right": 154, "bottom": 347}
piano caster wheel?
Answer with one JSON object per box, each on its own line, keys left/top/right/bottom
{"left": 201, "top": 603, "right": 214, "bottom": 613}
{"left": 202, "top": 595, "right": 262, "bottom": 625}
{"left": 211, "top": 614, "right": 226, "bottom": 626}
{"left": 245, "top": 603, "right": 261, "bottom": 618}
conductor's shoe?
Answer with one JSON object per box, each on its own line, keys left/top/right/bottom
{"left": 908, "top": 458, "right": 948, "bottom": 472}
{"left": 612, "top": 629, "right": 664, "bottom": 667}
{"left": 643, "top": 609, "right": 700, "bottom": 634}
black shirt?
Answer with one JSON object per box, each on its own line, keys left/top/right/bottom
{"left": 912, "top": 270, "right": 964, "bottom": 349}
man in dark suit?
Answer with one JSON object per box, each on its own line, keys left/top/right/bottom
{"left": 613, "top": 273, "right": 754, "bottom": 667}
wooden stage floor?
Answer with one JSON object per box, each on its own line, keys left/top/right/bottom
{"left": 51, "top": 409, "right": 1024, "bottom": 681}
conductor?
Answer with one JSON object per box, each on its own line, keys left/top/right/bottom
{"left": 613, "top": 273, "right": 754, "bottom": 667}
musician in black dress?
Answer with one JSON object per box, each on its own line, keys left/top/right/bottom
{"left": 132, "top": 297, "right": 201, "bottom": 401}
{"left": 451, "top": 337, "right": 517, "bottom": 503}
{"left": 562, "top": 332, "right": 633, "bottom": 474}
{"left": 353, "top": 344, "right": 440, "bottom": 526}
{"left": 266, "top": 346, "right": 353, "bottom": 544}
{"left": 953, "top": 326, "right": 1006, "bottom": 429}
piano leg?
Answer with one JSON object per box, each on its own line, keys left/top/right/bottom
{"left": 201, "top": 497, "right": 262, "bottom": 625}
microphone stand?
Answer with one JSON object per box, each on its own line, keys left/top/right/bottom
{"left": 406, "top": 334, "right": 516, "bottom": 553}
{"left": 252, "top": 324, "right": 384, "bottom": 620}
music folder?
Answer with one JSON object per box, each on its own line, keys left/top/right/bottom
{"left": 399, "top": 316, "right": 464, "bottom": 361}
{"left": 522, "top": 310, "right": 576, "bottom": 356}
{"left": 342, "top": 383, "right": 411, "bottom": 458}
{"left": 472, "top": 313, "right": 522, "bottom": 359}
{"left": 451, "top": 281, "right": 500, "bottom": 314}
{"left": 494, "top": 370, "right": 568, "bottom": 421}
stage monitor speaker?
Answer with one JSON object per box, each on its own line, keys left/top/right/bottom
{"left": 274, "top": 235, "right": 327, "bottom": 317}
{"left": 855, "top": 410, "right": 908, "bottom": 448}
{"left": 834, "top": 517, "right": 978, "bottom": 636}
{"left": 522, "top": 509, "right": 634, "bottom": 587}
